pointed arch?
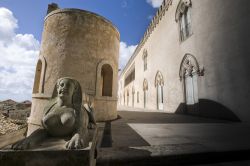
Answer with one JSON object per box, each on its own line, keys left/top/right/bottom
{"left": 143, "top": 79, "right": 148, "bottom": 91}
{"left": 143, "top": 79, "right": 148, "bottom": 108}
{"left": 155, "top": 71, "right": 164, "bottom": 110}
{"left": 155, "top": 71, "right": 164, "bottom": 87}
{"left": 179, "top": 54, "right": 201, "bottom": 107}
{"left": 179, "top": 53, "right": 203, "bottom": 81}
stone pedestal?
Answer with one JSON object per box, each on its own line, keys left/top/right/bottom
{"left": 0, "top": 128, "right": 98, "bottom": 166}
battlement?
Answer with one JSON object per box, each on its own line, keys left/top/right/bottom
{"left": 120, "top": 0, "right": 173, "bottom": 76}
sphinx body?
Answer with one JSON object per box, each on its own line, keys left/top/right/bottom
{"left": 12, "top": 77, "right": 95, "bottom": 150}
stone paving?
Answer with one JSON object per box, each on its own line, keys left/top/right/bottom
{"left": 97, "top": 108, "right": 250, "bottom": 165}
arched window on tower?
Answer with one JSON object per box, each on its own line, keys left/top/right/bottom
{"left": 101, "top": 64, "right": 113, "bottom": 97}
{"left": 33, "top": 60, "right": 42, "bottom": 93}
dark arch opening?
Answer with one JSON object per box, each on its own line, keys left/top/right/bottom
{"left": 101, "top": 64, "right": 113, "bottom": 97}
{"left": 33, "top": 60, "right": 42, "bottom": 93}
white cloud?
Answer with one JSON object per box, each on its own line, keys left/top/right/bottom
{"left": 0, "top": 7, "right": 39, "bottom": 102}
{"left": 119, "top": 42, "right": 137, "bottom": 71}
{"left": 146, "top": 0, "right": 164, "bottom": 8}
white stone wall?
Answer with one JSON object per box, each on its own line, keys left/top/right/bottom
{"left": 118, "top": 0, "right": 250, "bottom": 121}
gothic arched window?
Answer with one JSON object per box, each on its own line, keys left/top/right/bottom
{"left": 143, "top": 79, "right": 148, "bottom": 108}
{"left": 142, "top": 49, "right": 148, "bottom": 71}
{"left": 175, "top": 0, "right": 192, "bottom": 41}
{"left": 179, "top": 54, "right": 204, "bottom": 105}
{"left": 155, "top": 71, "right": 164, "bottom": 110}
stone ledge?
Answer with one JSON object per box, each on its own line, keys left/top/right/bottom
{"left": 0, "top": 128, "right": 98, "bottom": 166}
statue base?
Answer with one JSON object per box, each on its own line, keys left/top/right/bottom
{"left": 0, "top": 128, "right": 98, "bottom": 166}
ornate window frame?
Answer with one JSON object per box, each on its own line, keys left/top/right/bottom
{"left": 175, "top": 0, "right": 192, "bottom": 42}
{"left": 142, "top": 49, "right": 148, "bottom": 71}
{"left": 155, "top": 71, "right": 164, "bottom": 87}
{"left": 179, "top": 53, "right": 204, "bottom": 81}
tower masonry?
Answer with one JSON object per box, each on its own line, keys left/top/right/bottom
{"left": 29, "top": 4, "right": 120, "bottom": 134}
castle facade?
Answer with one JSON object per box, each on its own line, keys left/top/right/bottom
{"left": 118, "top": 0, "right": 250, "bottom": 121}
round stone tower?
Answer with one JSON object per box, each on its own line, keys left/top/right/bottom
{"left": 28, "top": 4, "right": 119, "bottom": 134}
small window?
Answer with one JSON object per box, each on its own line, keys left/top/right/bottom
{"left": 144, "top": 55, "right": 147, "bottom": 71}
{"left": 143, "top": 50, "right": 148, "bottom": 71}
{"left": 101, "top": 64, "right": 113, "bottom": 96}
{"left": 137, "top": 91, "right": 139, "bottom": 103}
{"left": 33, "top": 60, "right": 42, "bottom": 93}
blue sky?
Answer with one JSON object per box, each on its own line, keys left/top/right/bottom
{"left": 0, "top": 0, "right": 158, "bottom": 44}
{"left": 0, "top": 0, "right": 163, "bottom": 101}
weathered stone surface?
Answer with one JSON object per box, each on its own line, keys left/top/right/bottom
{"left": 118, "top": 0, "right": 250, "bottom": 122}
{"left": 15, "top": 78, "right": 95, "bottom": 150}
{"left": 30, "top": 6, "right": 120, "bottom": 134}
{"left": 0, "top": 128, "right": 98, "bottom": 166}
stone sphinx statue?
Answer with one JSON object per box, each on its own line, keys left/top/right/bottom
{"left": 12, "top": 77, "right": 96, "bottom": 150}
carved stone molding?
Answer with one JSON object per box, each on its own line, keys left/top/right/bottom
{"left": 155, "top": 71, "right": 164, "bottom": 87}
{"left": 175, "top": 0, "right": 192, "bottom": 22}
{"left": 179, "top": 54, "right": 204, "bottom": 81}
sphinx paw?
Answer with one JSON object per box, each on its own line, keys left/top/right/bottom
{"left": 65, "top": 133, "right": 86, "bottom": 149}
{"left": 11, "top": 139, "right": 31, "bottom": 150}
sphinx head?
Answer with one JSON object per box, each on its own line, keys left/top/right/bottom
{"left": 57, "top": 78, "right": 76, "bottom": 100}
{"left": 55, "top": 77, "right": 82, "bottom": 108}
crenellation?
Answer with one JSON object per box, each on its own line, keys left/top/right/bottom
{"left": 118, "top": 0, "right": 250, "bottom": 122}
{"left": 120, "top": 0, "right": 173, "bottom": 76}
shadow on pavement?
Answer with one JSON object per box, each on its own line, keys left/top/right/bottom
{"left": 118, "top": 111, "right": 232, "bottom": 124}
{"left": 99, "top": 117, "right": 150, "bottom": 148}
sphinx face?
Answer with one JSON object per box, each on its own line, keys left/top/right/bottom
{"left": 57, "top": 79, "right": 75, "bottom": 100}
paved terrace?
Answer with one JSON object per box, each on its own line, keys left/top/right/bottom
{"left": 96, "top": 107, "right": 250, "bottom": 166}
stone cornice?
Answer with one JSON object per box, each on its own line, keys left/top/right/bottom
{"left": 119, "top": 0, "right": 173, "bottom": 77}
